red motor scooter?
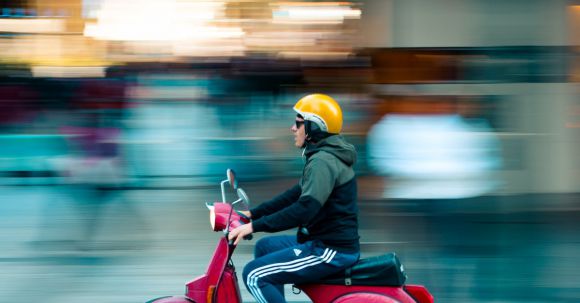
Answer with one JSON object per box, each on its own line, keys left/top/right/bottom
{"left": 146, "top": 169, "right": 434, "bottom": 303}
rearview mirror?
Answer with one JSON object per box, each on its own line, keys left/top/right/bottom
{"left": 236, "top": 188, "right": 250, "bottom": 206}
{"left": 227, "top": 169, "right": 238, "bottom": 189}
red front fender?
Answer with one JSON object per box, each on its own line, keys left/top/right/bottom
{"left": 146, "top": 296, "right": 194, "bottom": 303}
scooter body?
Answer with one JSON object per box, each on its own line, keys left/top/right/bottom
{"left": 299, "top": 283, "right": 430, "bottom": 303}
{"left": 147, "top": 171, "right": 434, "bottom": 303}
{"left": 185, "top": 237, "right": 242, "bottom": 303}
{"left": 148, "top": 204, "right": 433, "bottom": 303}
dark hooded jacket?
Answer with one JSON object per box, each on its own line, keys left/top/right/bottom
{"left": 251, "top": 135, "right": 360, "bottom": 253}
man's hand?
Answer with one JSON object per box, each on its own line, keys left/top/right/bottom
{"left": 228, "top": 223, "right": 253, "bottom": 245}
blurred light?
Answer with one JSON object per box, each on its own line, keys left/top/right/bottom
{"left": 83, "top": 0, "right": 245, "bottom": 57}
{"left": 84, "top": 0, "right": 239, "bottom": 41}
{"left": 244, "top": 32, "right": 317, "bottom": 47}
{"left": 0, "top": 18, "right": 65, "bottom": 33}
{"left": 278, "top": 51, "right": 351, "bottom": 59}
{"left": 31, "top": 66, "right": 106, "bottom": 78}
{"left": 273, "top": 3, "right": 361, "bottom": 24}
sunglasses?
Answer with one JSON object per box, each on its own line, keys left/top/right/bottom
{"left": 295, "top": 120, "right": 305, "bottom": 128}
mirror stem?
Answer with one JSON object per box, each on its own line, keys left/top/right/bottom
{"left": 220, "top": 180, "right": 228, "bottom": 203}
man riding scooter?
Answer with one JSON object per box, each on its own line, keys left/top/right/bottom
{"left": 228, "top": 93, "right": 361, "bottom": 303}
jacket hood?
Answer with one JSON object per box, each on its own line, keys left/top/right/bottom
{"left": 304, "top": 135, "right": 357, "bottom": 166}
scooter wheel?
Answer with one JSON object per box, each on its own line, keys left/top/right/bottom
{"left": 145, "top": 296, "right": 195, "bottom": 303}
{"left": 332, "top": 292, "right": 400, "bottom": 303}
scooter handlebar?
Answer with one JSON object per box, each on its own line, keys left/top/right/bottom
{"left": 210, "top": 202, "right": 253, "bottom": 241}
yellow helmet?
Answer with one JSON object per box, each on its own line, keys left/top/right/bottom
{"left": 293, "top": 94, "right": 343, "bottom": 134}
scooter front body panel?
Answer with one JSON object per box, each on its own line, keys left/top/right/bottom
{"left": 185, "top": 274, "right": 209, "bottom": 303}
{"left": 214, "top": 265, "right": 242, "bottom": 303}
{"left": 184, "top": 267, "right": 241, "bottom": 303}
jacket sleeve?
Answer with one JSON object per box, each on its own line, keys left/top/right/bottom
{"left": 252, "top": 158, "right": 336, "bottom": 233}
{"left": 250, "top": 184, "right": 301, "bottom": 220}
{"left": 252, "top": 195, "right": 321, "bottom": 233}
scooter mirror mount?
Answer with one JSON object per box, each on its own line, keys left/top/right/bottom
{"left": 236, "top": 188, "right": 250, "bottom": 206}
{"left": 228, "top": 188, "right": 253, "bottom": 243}
{"left": 220, "top": 168, "right": 237, "bottom": 203}
{"left": 226, "top": 190, "right": 249, "bottom": 232}
{"left": 229, "top": 188, "right": 250, "bottom": 208}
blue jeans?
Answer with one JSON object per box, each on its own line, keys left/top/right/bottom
{"left": 242, "top": 235, "right": 359, "bottom": 303}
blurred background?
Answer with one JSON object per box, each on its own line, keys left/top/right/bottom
{"left": 0, "top": 0, "right": 579, "bottom": 302}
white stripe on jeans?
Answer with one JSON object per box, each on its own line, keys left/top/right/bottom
{"left": 248, "top": 249, "right": 332, "bottom": 303}
{"left": 247, "top": 250, "right": 328, "bottom": 303}
{"left": 247, "top": 248, "right": 336, "bottom": 303}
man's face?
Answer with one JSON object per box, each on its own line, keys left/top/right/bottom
{"left": 291, "top": 117, "right": 306, "bottom": 148}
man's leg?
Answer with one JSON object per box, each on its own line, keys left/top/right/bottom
{"left": 242, "top": 240, "right": 358, "bottom": 303}
{"left": 252, "top": 235, "right": 298, "bottom": 298}
{"left": 255, "top": 235, "right": 298, "bottom": 258}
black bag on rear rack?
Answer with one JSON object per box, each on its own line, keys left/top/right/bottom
{"left": 319, "top": 252, "right": 407, "bottom": 286}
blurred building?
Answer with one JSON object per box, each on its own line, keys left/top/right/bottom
{"left": 357, "top": 0, "right": 580, "bottom": 195}
{"left": 0, "top": 0, "right": 579, "bottom": 195}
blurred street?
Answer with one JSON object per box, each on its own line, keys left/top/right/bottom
{"left": 2, "top": 0, "right": 580, "bottom": 302}
{"left": 1, "top": 179, "right": 579, "bottom": 302}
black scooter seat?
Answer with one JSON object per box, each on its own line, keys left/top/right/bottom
{"left": 316, "top": 252, "right": 407, "bottom": 287}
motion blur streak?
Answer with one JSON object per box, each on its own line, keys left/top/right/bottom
{"left": 0, "top": 0, "right": 579, "bottom": 302}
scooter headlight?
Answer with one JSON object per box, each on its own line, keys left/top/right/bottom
{"left": 209, "top": 208, "right": 216, "bottom": 231}
{"left": 206, "top": 203, "right": 217, "bottom": 231}
{"left": 207, "top": 202, "right": 229, "bottom": 231}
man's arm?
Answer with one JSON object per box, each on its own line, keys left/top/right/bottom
{"left": 252, "top": 195, "right": 321, "bottom": 233}
{"left": 252, "top": 158, "right": 336, "bottom": 233}
{"left": 249, "top": 184, "right": 301, "bottom": 220}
